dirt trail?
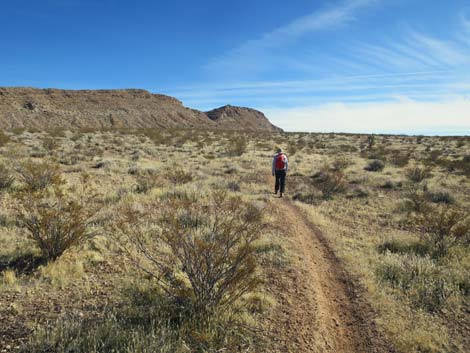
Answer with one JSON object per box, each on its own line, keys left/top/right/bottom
{"left": 264, "top": 197, "right": 394, "bottom": 353}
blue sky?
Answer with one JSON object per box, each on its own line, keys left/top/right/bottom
{"left": 2, "top": 0, "right": 470, "bottom": 134}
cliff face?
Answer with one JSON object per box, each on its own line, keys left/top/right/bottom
{"left": 0, "top": 87, "right": 282, "bottom": 132}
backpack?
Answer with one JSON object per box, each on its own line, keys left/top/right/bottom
{"left": 275, "top": 153, "right": 286, "bottom": 170}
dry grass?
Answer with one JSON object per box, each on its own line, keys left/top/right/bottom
{"left": 0, "top": 129, "right": 468, "bottom": 352}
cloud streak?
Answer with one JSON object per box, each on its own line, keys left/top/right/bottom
{"left": 181, "top": 3, "right": 470, "bottom": 135}
{"left": 205, "top": 0, "right": 377, "bottom": 75}
{"left": 264, "top": 98, "right": 470, "bottom": 135}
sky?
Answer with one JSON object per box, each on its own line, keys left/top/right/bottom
{"left": 1, "top": 0, "right": 470, "bottom": 135}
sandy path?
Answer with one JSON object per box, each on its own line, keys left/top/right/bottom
{"left": 263, "top": 197, "right": 394, "bottom": 353}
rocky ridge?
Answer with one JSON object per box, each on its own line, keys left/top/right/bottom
{"left": 0, "top": 87, "right": 282, "bottom": 132}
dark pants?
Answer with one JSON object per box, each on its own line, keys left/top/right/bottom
{"left": 274, "top": 169, "right": 286, "bottom": 194}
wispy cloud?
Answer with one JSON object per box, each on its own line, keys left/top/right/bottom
{"left": 461, "top": 10, "right": 470, "bottom": 32}
{"left": 174, "top": 3, "right": 470, "bottom": 135}
{"left": 408, "top": 32, "right": 468, "bottom": 66}
{"left": 205, "top": 0, "right": 377, "bottom": 75}
{"left": 166, "top": 70, "right": 462, "bottom": 109}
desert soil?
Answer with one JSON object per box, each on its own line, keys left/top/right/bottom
{"left": 263, "top": 194, "right": 395, "bottom": 353}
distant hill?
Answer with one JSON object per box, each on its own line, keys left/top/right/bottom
{"left": 0, "top": 87, "right": 282, "bottom": 132}
{"left": 206, "top": 105, "right": 281, "bottom": 131}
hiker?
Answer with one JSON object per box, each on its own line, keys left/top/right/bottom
{"left": 272, "top": 148, "right": 288, "bottom": 197}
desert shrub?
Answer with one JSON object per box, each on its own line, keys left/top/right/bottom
{"left": 364, "top": 159, "right": 385, "bottom": 172}
{"left": 15, "top": 160, "right": 63, "bottom": 191}
{"left": 0, "top": 163, "right": 15, "bottom": 190}
{"left": 426, "top": 149, "right": 442, "bottom": 164}
{"left": 0, "top": 130, "right": 11, "bottom": 146}
{"left": 134, "top": 173, "right": 160, "bottom": 193}
{"left": 92, "top": 160, "right": 112, "bottom": 169}
{"left": 381, "top": 180, "right": 401, "bottom": 190}
{"left": 15, "top": 184, "right": 100, "bottom": 262}
{"left": 42, "top": 136, "right": 60, "bottom": 151}
{"left": 165, "top": 169, "right": 193, "bottom": 185}
{"left": 331, "top": 157, "right": 351, "bottom": 171}
{"left": 226, "top": 137, "right": 248, "bottom": 156}
{"left": 311, "top": 168, "right": 346, "bottom": 199}
{"left": 410, "top": 206, "right": 469, "bottom": 258}
{"left": 346, "top": 187, "right": 369, "bottom": 198}
{"left": 390, "top": 152, "right": 410, "bottom": 167}
{"left": 403, "top": 183, "right": 430, "bottom": 213}
{"left": 366, "top": 135, "right": 375, "bottom": 150}
{"left": 426, "top": 190, "right": 455, "bottom": 204}
{"left": 0, "top": 131, "right": 11, "bottom": 147}
{"left": 114, "top": 191, "right": 264, "bottom": 320}
{"left": 338, "top": 144, "right": 358, "bottom": 153}
{"left": 227, "top": 181, "right": 241, "bottom": 192}
{"left": 287, "top": 141, "right": 299, "bottom": 156}
{"left": 444, "top": 154, "right": 470, "bottom": 176}
{"left": 365, "top": 146, "right": 388, "bottom": 161}
{"left": 224, "top": 165, "right": 240, "bottom": 175}
{"left": 47, "top": 128, "right": 66, "bottom": 138}
{"left": 58, "top": 154, "right": 80, "bottom": 166}
{"left": 405, "top": 166, "right": 431, "bottom": 183}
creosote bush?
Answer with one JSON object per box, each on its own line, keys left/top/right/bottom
{"left": 15, "top": 181, "right": 100, "bottom": 262}
{"left": 311, "top": 167, "right": 346, "bottom": 199}
{"left": 134, "top": 173, "right": 161, "bottom": 194}
{"left": 15, "top": 160, "right": 64, "bottom": 191}
{"left": 0, "top": 163, "right": 15, "bottom": 189}
{"left": 114, "top": 191, "right": 265, "bottom": 320}
{"left": 411, "top": 206, "right": 469, "bottom": 258}
{"left": 405, "top": 166, "right": 432, "bottom": 183}
{"left": 226, "top": 137, "right": 248, "bottom": 156}
{"left": 165, "top": 169, "right": 193, "bottom": 185}
{"left": 403, "top": 183, "right": 430, "bottom": 213}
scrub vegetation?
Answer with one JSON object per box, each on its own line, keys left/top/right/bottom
{"left": 0, "top": 128, "right": 468, "bottom": 353}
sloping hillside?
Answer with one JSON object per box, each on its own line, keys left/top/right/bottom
{"left": 206, "top": 105, "right": 282, "bottom": 132}
{"left": 0, "top": 87, "right": 282, "bottom": 131}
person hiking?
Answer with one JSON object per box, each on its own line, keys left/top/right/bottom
{"left": 272, "top": 147, "right": 288, "bottom": 197}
